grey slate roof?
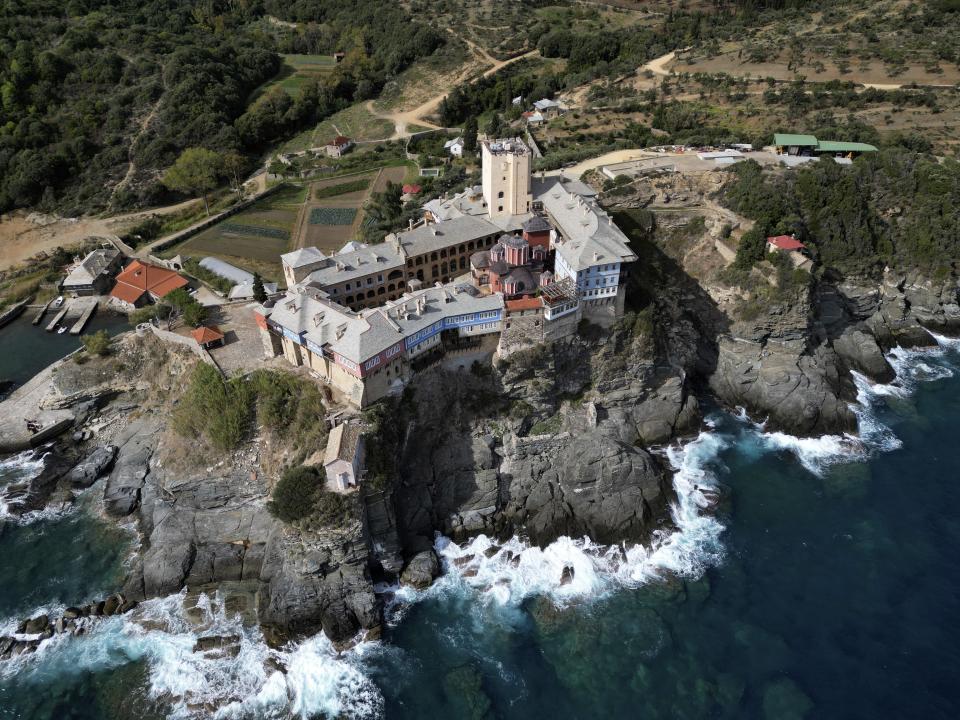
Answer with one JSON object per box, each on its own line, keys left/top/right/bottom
{"left": 63, "top": 248, "right": 119, "bottom": 287}
{"left": 534, "top": 178, "right": 637, "bottom": 272}
{"left": 268, "top": 281, "right": 504, "bottom": 366}
{"left": 281, "top": 247, "right": 328, "bottom": 269}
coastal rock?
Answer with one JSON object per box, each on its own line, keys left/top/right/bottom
{"left": 832, "top": 326, "right": 895, "bottom": 383}
{"left": 400, "top": 550, "right": 439, "bottom": 590}
{"left": 66, "top": 445, "right": 116, "bottom": 488}
{"left": 103, "top": 427, "right": 154, "bottom": 517}
{"left": 709, "top": 336, "right": 857, "bottom": 436}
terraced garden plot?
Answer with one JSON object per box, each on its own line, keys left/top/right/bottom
{"left": 255, "top": 54, "right": 337, "bottom": 101}
{"left": 219, "top": 223, "right": 290, "bottom": 239}
{"left": 308, "top": 208, "right": 357, "bottom": 225}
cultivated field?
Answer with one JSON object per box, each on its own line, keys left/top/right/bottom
{"left": 297, "top": 166, "right": 407, "bottom": 254}
{"left": 164, "top": 185, "right": 307, "bottom": 282}
{"left": 256, "top": 54, "right": 337, "bottom": 101}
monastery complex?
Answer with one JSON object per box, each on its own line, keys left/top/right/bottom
{"left": 255, "top": 138, "right": 638, "bottom": 407}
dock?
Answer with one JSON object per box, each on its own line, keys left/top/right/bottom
{"left": 32, "top": 299, "right": 53, "bottom": 325}
{"left": 0, "top": 298, "right": 30, "bottom": 329}
{"left": 69, "top": 298, "right": 98, "bottom": 335}
{"left": 45, "top": 306, "right": 68, "bottom": 332}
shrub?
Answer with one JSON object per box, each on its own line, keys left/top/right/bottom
{"left": 81, "top": 330, "right": 112, "bottom": 356}
{"left": 172, "top": 363, "right": 253, "bottom": 451}
{"left": 268, "top": 465, "right": 320, "bottom": 523}
{"left": 268, "top": 465, "right": 353, "bottom": 527}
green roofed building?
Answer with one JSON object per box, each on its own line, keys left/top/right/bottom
{"left": 815, "top": 140, "right": 878, "bottom": 154}
{"left": 774, "top": 133, "right": 819, "bottom": 156}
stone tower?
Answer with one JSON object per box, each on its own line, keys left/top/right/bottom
{"left": 481, "top": 138, "right": 532, "bottom": 219}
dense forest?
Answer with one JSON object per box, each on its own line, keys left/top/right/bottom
{"left": 0, "top": 0, "right": 442, "bottom": 214}
{"left": 722, "top": 152, "right": 960, "bottom": 275}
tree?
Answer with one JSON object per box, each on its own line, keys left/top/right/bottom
{"left": 222, "top": 151, "right": 247, "bottom": 201}
{"left": 182, "top": 301, "right": 207, "bottom": 328}
{"left": 485, "top": 112, "right": 503, "bottom": 138}
{"left": 463, "top": 116, "right": 478, "bottom": 154}
{"left": 162, "top": 148, "right": 223, "bottom": 215}
{"left": 268, "top": 465, "right": 320, "bottom": 523}
{"left": 80, "top": 329, "right": 111, "bottom": 356}
{"left": 252, "top": 273, "right": 267, "bottom": 303}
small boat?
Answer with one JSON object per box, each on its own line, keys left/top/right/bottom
{"left": 57, "top": 326, "right": 67, "bottom": 334}
{"left": 53, "top": 296, "right": 64, "bottom": 308}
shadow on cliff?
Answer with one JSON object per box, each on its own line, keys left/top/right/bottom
{"left": 613, "top": 208, "right": 728, "bottom": 386}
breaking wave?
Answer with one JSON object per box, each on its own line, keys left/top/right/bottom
{"left": 1, "top": 591, "right": 385, "bottom": 720}
{"left": 3, "top": 332, "right": 959, "bottom": 718}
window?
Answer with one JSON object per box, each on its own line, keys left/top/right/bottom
{"left": 498, "top": 206, "right": 503, "bottom": 212}
{"left": 367, "top": 277, "right": 373, "bottom": 285}
{"left": 498, "top": 191, "right": 504, "bottom": 198}
{"left": 378, "top": 274, "right": 383, "bottom": 282}
{"left": 345, "top": 283, "right": 351, "bottom": 291}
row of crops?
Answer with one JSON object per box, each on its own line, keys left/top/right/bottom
{"left": 314, "top": 178, "right": 370, "bottom": 199}
{"left": 308, "top": 208, "right": 358, "bottom": 225}
{"left": 220, "top": 223, "right": 290, "bottom": 240}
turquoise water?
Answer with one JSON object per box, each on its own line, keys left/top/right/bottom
{"left": 0, "top": 339, "right": 959, "bottom": 718}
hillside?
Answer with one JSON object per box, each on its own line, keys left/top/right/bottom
{"left": 0, "top": 0, "right": 443, "bottom": 215}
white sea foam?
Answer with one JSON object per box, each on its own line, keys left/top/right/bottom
{"left": 393, "top": 428, "right": 729, "bottom": 611}
{"left": 2, "top": 591, "right": 385, "bottom": 720}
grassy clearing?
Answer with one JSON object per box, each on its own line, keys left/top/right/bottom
{"left": 253, "top": 54, "right": 337, "bottom": 102}
{"left": 314, "top": 178, "right": 370, "bottom": 199}
{"left": 308, "top": 208, "right": 357, "bottom": 225}
{"left": 162, "top": 185, "right": 306, "bottom": 280}
{"left": 310, "top": 103, "right": 395, "bottom": 146}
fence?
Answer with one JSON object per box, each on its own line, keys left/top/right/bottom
{"left": 142, "top": 323, "right": 224, "bottom": 375}
{"left": 149, "top": 183, "right": 291, "bottom": 254}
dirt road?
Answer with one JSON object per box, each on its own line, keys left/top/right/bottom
{"left": 0, "top": 199, "right": 201, "bottom": 271}
{"left": 368, "top": 34, "right": 540, "bottom": 139}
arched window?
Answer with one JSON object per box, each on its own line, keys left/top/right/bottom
{"left": 388, "top": 283, "right": 395, "bottom": 292}
{"left": 431, "top": 252, "right": 438, "bottom": 261}
{"left": 377, "top": 287, "right": 385, "bottom": 295}
{"left": 459, "top": 256, "right": 467, "bottom": 270}
{"left": 345, "top": 296, "right": 353, "bottom": 304}
{"left": 399, "top": 280, "right": 406, "bottom": 288}
{"left": 367, "top": 290, "right": 375, "bottom": 299}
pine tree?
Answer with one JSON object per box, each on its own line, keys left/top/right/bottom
{"left": 252, "top": 273, "right": 267, "bottom": 303}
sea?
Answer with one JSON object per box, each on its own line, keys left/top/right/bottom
{"left": 1, "top": 316, "right": 959, "bottom": 719}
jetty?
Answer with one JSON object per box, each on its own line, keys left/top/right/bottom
{"left": 32, "top": 299, "right": 53, "bottom": 325}
{"left": 69, "top": 298, "right": 98, "bottom": 335}
{"left": 0, "top": 298, "right": 31, "bottom": 329}
{"left": 45, "top": 306, "right": 69, "bottom": 332}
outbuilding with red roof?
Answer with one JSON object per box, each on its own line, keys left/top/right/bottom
{"left": 766, "top": 235, "right": 806, "bottom": 252}
{"left": 109, "top": 260, "right": 189, "bottom": 308}
{"left": 191, "top": 325, "right": 225, "bottom": 349}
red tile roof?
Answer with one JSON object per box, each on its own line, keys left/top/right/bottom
{"left": 402, "top": 184, "right": 422, "bottom": 195}
{"left": 506, "top": 297, "right": 542, "bottom": 312}
{"left": 191, "top": 325, "right": 224, "bottom": 345}
{"left": 330, "top": 136, "right": 351, "bottom": 146}
{"left": 110, "top": 260, "right": 188, "bottom": 304}
{"left": 767, "top": 235, "right": 806, "bottom": 251}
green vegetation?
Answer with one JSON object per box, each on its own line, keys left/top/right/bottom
{"left": 529, "top": 414, "right": 562, "bottom": 436}
{"left": 80, "top": 330, "right": 111, "bottom": 357}
{"left": 162, "top": 287, "right": 206, "bottom": 328}
{"left": 722, "top": 152, "right": 960, "bottom": 274}
{"left": 314, "top": 178, "right": 370, "bottom": 199}
{"left": 173, "top": 364, "right": 253, "bottom": 452}
{"left": 308, "top": 208, "right": 357, "bottom": 225}
{"left": 219, "top": 223, "right": 290, "bottom": 240}
{"left": 0, "top": 0, "right": 443, "bottom": 214}
{"left": 248, "top": 370, "right": 329, "bottom": 456}
{"left": 163, "top": 148, "right": 224, "bottom": 215}
{"left": 267, "top": 464, "right": 353, "bottom": 528}
{"left": 252, "top": 273, "right": 267, "bottom": 303}
{"left": 182, "top": 257, "right": 235, "bottom": 296}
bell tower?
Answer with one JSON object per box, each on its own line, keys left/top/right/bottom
{"left": 481, "top": 138, "right": 532, "bottom": 219}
